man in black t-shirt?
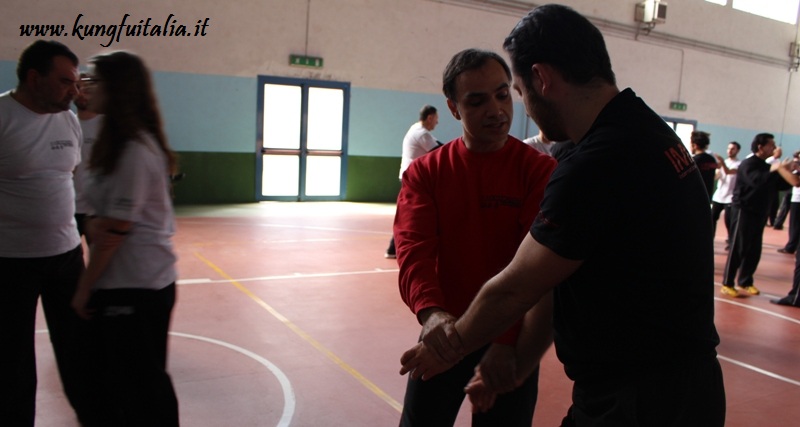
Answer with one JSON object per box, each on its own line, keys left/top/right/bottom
{"left": 400, "top": 5, "right": 726, "bottom": 426}
{"left": 721, "top": 133, "right": 797, "bottom": 297}
{"left": 691, "top": 130, "right": 718, "bottom": 201}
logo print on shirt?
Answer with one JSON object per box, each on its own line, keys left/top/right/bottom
{"left": 664, "top": 144, "right": 697, "bottom": 179}
{"left": 480, "top": 195, "right": 522, "bottom": 209}
{"left": 50, "top": 140, "right": 74, "bottom": 150}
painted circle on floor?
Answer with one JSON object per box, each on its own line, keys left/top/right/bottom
{"left": 36, "top": 329, "right": 296, "bottom": 426}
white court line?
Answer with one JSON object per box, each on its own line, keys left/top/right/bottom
{"left": 170, "top": 332, "right": 295, "bottom": 427}
{"left": 179, "top": 220, "right": 390, "bottom": 235}
{"left": 717, "top": 355, "right": 800, "bottom": 387}
{"left": 36, "top": 329, "right": 296, "bottom": 427}
{"left": 177, "top": 268, "right": 399, "bottom": 286}
{"left": 712, "top": 292, "right": 800, "bottom": 387}
{"left": 714, "top": 296, "right": 800, "bottom": 326}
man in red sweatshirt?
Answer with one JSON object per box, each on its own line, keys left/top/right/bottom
{"left": 394, "top": 48, "right": 557, "bottom": 426}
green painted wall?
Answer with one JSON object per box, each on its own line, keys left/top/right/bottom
{"left": 172, "top": 152, "right": 401, "bottom": 204}
{"left": 173, "top": 152, "right": 255, "bottom": 204}
{"left": 346, "top": 156, "right": 401, "bottom": 203}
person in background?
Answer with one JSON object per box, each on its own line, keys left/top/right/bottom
{"left": 524, "top": 128, "right": 573, "bottom": 160}
{"left": 766, "top": 159, "right": 800, "bottom": 308}
{"left": 523, "top": 129, "right": 553, "bottom": 156}
{"left": 71, "top": 50, "right": 180, "bottom": 426}
{"left": 74, "top": 72, "right": 103, "bottom": 243}
{"left": 400, "top": 5, "right": 726, "bottom": 426}
{"left": 394, "top": 48, "right": 557, "bottom": 426}
{"left": 767, "top": 146, "right": 784, "bottom": 227}
{"left": 711, "top": 141, "right": 741, "bottom": 249}
{"left": 777, "top": 150, "right": 800, "bottom": 255}
{"left": 721, "top": 133, "right": 796, "bottom": 298}
{"left": 691, "top": 130, "right": 718, "bottom": 202}
{"left": 385, "top": 104, "right": 440, "bottom": 259}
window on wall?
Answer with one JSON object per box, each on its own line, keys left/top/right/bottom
{"left": 705, "top": 0, "right": 800, "bottom": 24}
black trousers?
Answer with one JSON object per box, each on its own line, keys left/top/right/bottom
{"left": 782, "top": 250, "right": 800, "bottom": 305}
{"left": 399, "top": 345, "right": 539, "bottom": 427}
{"left": 560, "top": 357, "right": 725, "bottom": 427}
{"left": 0, "top": 245, "right": 107, "bottom": 426}
{"left": 723, "top": 206, "right": 767, "bottom": 287}
{"left": 783, "top": 202, "right": 800, "bottom": 252}
{"left": 710, "top": 202, "right": 732, "bottom": 241}
{"left": 773, "top": 192, "right": 792, "bottom": 228}
{"left": 90, "top": 284, "right": 180, "bottom": 427}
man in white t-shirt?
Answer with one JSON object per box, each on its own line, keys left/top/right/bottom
{"left": 523, "top": 129, "right": 553, "bottom": 156}
{"left": 711, "top": 141, "right": 741, "bottom": 249}
{"left": 0, "top": 40, "right": 106, "bottom": 425}
{"left": 385, "top": 105, "right": 440, "bottom": 258}
{"left": 73, "top": 72, "right": 102, "bottom": 242}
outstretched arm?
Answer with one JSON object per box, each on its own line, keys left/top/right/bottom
{"left": 400, "top": 234, "right": 580, "bottom": 380}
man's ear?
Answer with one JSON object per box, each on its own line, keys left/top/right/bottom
{"left": 531, "top": 63, "right": 553, "bottom": 97}
{"left": 447, "top": 98, "right": 461, "bottom": 120}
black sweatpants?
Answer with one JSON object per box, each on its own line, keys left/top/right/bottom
{"left": 90, "top": 283, "right": 179, "bottom": 426}
{"left": 0, "top": 245, "right": 107, "bottom": 426}
{"left": 710, "top": 202, "right": 731, "bottom": 242}
{"left": 723, "top": 206, "right": 767, "bottom": 287}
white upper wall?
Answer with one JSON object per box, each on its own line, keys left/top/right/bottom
{"left": 1, "top": 0, "right": 798, "bottom": 134}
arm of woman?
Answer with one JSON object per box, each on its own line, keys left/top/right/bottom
{"left": 71, "top": 216, "right": 133, "bottom": 319}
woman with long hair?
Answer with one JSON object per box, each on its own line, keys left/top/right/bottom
{"left": 71, "top": 50, "right": 179, "bottom": 426}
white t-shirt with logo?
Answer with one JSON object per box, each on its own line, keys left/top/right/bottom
{"left": 86, "top": 132, "right": 177, "bottom": 290}
{"left": 0, "top": 91, "right": 82, "bottom": 257}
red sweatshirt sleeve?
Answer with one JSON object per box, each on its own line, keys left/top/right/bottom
{"left": 394, "top": 163, "right": 445, "bottom": 318}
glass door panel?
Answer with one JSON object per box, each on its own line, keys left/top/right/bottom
{"left": 675, "top": 123, "right": 695, "bottom": 155}
{"left": 307, "top": 87, "right": 344, "bottom": 151}
{"left": 263, "top": 84, "right": 301, "bottom": 149}
{"left": 305, "top": 156, "right": 342, "bottom": 196}
{"left": 262, "top": 154, "right": 299, "bottom": 196}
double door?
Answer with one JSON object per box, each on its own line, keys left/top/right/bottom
{"left": 257, "top": 76, "right": 350, "bottom": 201}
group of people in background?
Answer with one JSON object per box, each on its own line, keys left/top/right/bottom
{"left": 692, "top": 129, "right": 800, "bottom": 306}
{"left": 1, "top": 40, "right": 180, "bottom": 426}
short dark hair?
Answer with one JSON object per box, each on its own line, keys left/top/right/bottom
{"left": 729, "top": 141, "right": 741, "bottom": 151}
{"left": 16, "top": 40, "right": 78, "bottom": 83}
{"left": 691, "top": 131, "right": 711, "bottom": 150}
{"left": 503, "top": 4, "right": 615, "bottom": 91}
{"left": 419, "top": 105, "right": 437, "bottom": 122}
{"left": 442, "top": 48, "right": 511, "bottom": 101}
{"left": 751, "top": 133, "right": 775, "bottom": 153}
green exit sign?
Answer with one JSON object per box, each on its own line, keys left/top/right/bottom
{"left": 289, "top": 54, "right": 324, "bottom": 68}
{"left": 669, "top": 101, "right": 688, "bottom": 111}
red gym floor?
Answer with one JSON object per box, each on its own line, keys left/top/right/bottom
{"left": 34, "top": 202, "right": 800, "bottom": 426}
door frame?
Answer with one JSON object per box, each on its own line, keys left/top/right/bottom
{"left": 663, "top": 116, "right": 697, "bottom": 154}
{"left": 255, "top": 75, "right": 350, "bottom": 201}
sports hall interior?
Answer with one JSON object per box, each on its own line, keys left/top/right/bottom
{"left": 2, "top": 0, "right": 800, "bottom": 426}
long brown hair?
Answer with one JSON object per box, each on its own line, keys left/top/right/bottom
{"left": 88, "top": 51, "right": 177, "bottom": 175}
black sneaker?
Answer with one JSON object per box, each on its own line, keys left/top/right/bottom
{"left": 384, "top": 251, "right": 396, "bottom": 259}
{"left": 770, "top": 297, "right": 799, "bottom": 307}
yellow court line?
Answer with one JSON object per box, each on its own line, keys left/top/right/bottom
{"left": 193, "top": 251, "right": 403, "bottom": 413}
